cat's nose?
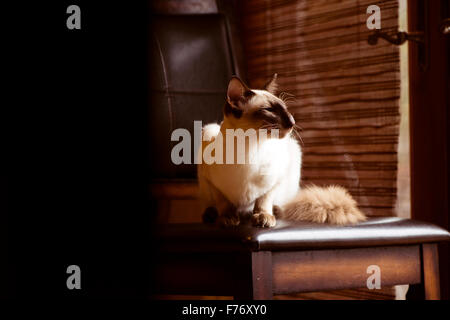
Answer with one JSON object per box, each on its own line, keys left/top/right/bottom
{"left": 284, "top": 113, "right": 295, "bottom": 128}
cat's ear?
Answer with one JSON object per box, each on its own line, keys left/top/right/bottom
{"left": 227, "top": 76, "right": 251, "bottom": 107}
{"left": 263, "top": 73, "right": 278, "bottom": 94}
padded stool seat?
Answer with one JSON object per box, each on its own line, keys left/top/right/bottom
{"left": 154, "top": 218, "right": 450, "bottom": 300}
{"left": 156, "top": 217, "right": 450, "bottom": 251}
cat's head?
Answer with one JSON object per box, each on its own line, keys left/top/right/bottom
{"left": 223, "top": 74, "right": 296, "bottom": 138}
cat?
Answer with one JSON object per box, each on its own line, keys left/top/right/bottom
{"left": 197, "top": 74, "right": 366, "bottom": 227}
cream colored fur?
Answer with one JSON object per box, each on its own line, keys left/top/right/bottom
{"left": 197, "top": 77, "right": 366, "bottom": 227}
{"left": 281, "top": 185, "right": 366, "bottom": 225}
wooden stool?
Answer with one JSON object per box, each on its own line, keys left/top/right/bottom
{"left": 154, "top": 217, "right": 450, "bottom": 300}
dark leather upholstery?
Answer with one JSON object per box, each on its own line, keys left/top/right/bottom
{"left": 156, "top": 217, "right": 450, "bottom": 252}
{"left": 150, "top": 14, "right": 235, "bottom": 179}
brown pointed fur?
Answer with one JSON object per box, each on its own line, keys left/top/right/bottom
{"left": 280, "top": 185, "right": 366, "bottom": 225}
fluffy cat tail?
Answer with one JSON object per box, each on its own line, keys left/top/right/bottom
{"left": 280, "top": 185, "right": 366, "bottom": 225}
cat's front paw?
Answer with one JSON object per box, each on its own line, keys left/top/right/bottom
{"left": 217, "top": 212, "right": 240, "bottom": 227}
{"left": 251, "top": 212, "right": 276, "bottom": 228}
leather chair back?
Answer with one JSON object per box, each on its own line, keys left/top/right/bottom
{"left": 150, "top": 6, "right": 243, "bottom": 180}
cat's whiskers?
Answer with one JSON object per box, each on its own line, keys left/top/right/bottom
{"left": 260, "top": 120, "right": 280, "bottom": 131}
{"left": 260, "top": 126, "right": 279, "bottom": 131}
{"left": 292, "top": 126, "right": 304, "bottom": 146}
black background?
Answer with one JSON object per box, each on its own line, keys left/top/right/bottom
{"left": 5, "top": 1, "right": 152, "bottom": 298}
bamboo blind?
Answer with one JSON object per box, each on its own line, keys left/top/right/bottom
{"left": 241, "top": 0, "right": 401, "bottom": 218}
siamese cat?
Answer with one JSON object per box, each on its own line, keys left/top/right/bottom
{"left": 197, "top": 74, "right": 366, "bottom": 227}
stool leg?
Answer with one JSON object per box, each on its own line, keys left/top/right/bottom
{"left": 422, "top": 244, "right": 440, "bottom": 300}
{"left": 251, "top": 251, "right": 273, "bottom": 300}
{"left": 234, "top": 251, "right": 273, "bottom": 300}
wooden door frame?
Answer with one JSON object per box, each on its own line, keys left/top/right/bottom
{"left": 408, "top": 0, "right": 450, "bottom": 299}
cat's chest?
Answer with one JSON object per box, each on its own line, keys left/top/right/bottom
{"left": 209, "top": 163, "right": 276, "bottom": 206}
{"left": 207, "top": 139, "right": 290, "bottom": 205}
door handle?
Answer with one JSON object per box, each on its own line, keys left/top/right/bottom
{"left": 367, "top": 2, "right": 428, "bottom": 72}
{"left": 367, "top": 30, "right": 424, "bottom": 45}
